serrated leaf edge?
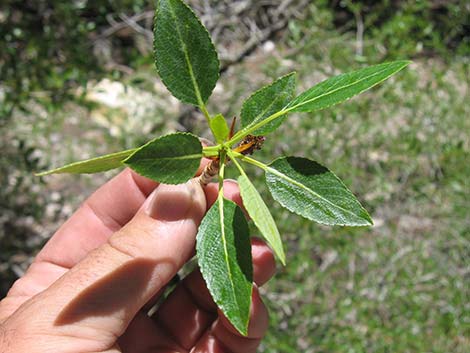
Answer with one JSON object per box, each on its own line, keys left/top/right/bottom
{"left": 240, "top": 72, "right": 296, "bottom": 132}
{"left": 123, "top": 132, "right": 202, "bottom": 163}
{"left": 154, "top": 0, "right": 220, "bottom": 106}
{"left": 287, "top": 61, "right": 410, "bottom": 112}
{"left": 266, "top": 156, "right": 373, "bottom": 226}
{"left": 197, "top": 198, "right": 251, "bottom": 335}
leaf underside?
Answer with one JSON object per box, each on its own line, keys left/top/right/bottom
{"left": 238, "top": 174, "right": 285, "bottom": 265}
{"left": 286, "top": 60, "right": 410, "bottom": 113}
{"left": 154, "top": 0, "right": 219, "bottom": 106}
{"left": 196, "top": 198, "right": 253, "bottom": 335}
{"left": 36, "top": 149, "right": 136, "bottom": 176}
{"left": 241, "top": 72, "right": 296, "bottom": 135}
{"left": 124, "top": 132, "right": 202, "bottom": 184}
{"left": 266, "top": 157, "right": 373, "bottom": 226}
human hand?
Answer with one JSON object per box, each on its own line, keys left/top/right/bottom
{"left": 0, "top": 168, "right": 276, "bottom": 352}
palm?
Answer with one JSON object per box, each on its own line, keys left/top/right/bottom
{"left": 0, "top": 169, "right": 274, "bottom": 353}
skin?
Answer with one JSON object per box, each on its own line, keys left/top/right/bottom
{"left": 0, "top": 167, "right": 276, "bottom": 353}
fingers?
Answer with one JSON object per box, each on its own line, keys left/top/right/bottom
{"left": 37, "top": 155, "right": 210, "bottom": 270}
{"left": 2, "top": 169, "right": 275, "bottom": 353}
{"left": 151, "top": 277, "right": 217, "bottom": 350}
{"left": 14, "top": 179, "right": 207, "bottom": 346}
{"left": 6, "top": 161, "right": 211, "bottom": 305}
{"left": 2, "top": 168, "right": 159, "bottom": 317}
{"left": 204, "top": 179, "right": 246, "bottom": 215}
{"left": 36, "top": 169, "right": 158, "bottom": 269}
{"left": 192, "top": 288, "right": 269, "bottom": 353}
{"left": 149, "top": 238, "right": 276, "bottom": 351}
{"left": 251, "top": 238, "right": 277, "bottom": 286}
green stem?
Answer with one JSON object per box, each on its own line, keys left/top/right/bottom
{"left": 226, "top": 108, "right": 290, "bottom": 146}
{"left": 230, "top": 151, "right": 269, "bottom": 171}
{"left": 202, "top": 149, "right": 219, "bottom": 158}
{"left": 227, "top": 150, "right": 247, "bottom": 177}
{"left": 203, "top": 145, "right": 220, "bottom": 153}
{"left": 200, "top": 104, "right": 212, "bottom": 124}
{"left": 218, "top": 150, "right": 227, "bottom": 200}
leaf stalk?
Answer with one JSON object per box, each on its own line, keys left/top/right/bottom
{"left": 227, "top": 109, "right": 289, "bottom": 146}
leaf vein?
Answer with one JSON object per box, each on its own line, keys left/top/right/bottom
{"left": 267, "top": 166, "right": 363, "bottom": 221}
{"left": 288, "top": 65, "right": 396, "bottom": 111}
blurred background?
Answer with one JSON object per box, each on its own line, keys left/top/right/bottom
{"left": 1, "top": 0, "right": 469, "bottom": 351}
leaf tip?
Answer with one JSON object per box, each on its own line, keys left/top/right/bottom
{"left": 351, "top": 213, "right": 373, "bottom": 227}
{"left": 235, "top": 321, "right": 250, "bottom": 337}
{"left": 393, "top": 60, "right": 413, "bottom": 71}
{"left": 276, "top": 245, "right": 287, "bottom": 266}
{"left": 286, "top": 70, "right": 297, "bottom": 78}
{"left": 359, "top": 208, "right": 374, "bottom": 226}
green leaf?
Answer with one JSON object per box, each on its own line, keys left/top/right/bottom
{"left": 286, "top": 61, "right": 410, "bottom": 113}
{"left": 238, "top": 174, "right": 286, "bottom": 265}
{"left": 196, "top": 197, "right": 253, "bottom": 335}
{"left": 210, "top": 114, "right": 229, "bottom": 143}
{"left": 124, "top": 132, "right": 202, "bottom": 184}
{"left": 240, "top": 72, "right": 296, "bottom": 135}
{"left": 36, "top": 149, "right": 136, "bottom": 176}
{"left": 154, "top": 0, "right": 219, "bottom": 106}
{"left": 265, "top": 157, "right": 373, "bottom": 226}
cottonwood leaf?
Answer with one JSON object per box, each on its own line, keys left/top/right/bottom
{"left": 36, "top": 149, "right": 136, "bottom": 176}
{"left": 241, "top": 72, "right": 296, "bottom": 135}
{"left": 238, "top": 174, "right": 285, "bottom": 265}
{"left": 286, "top": 61, "right": 410, "bottom": 113}
{"left": 196, "top": 197, "right": 253, "bottom": 335}
{"left": 210, "top": 114, "right": 229, "bottom": 143}
{"left": 154, "top": 0, "right": 219, "bottom": 106}
{"left": 124, "top": 132, "right": 202, "bottom": 184}
{"left": 265, "top": 157, "right": 373, "bottom": 226}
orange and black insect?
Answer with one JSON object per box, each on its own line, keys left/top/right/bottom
{"left": 233, "top": 134, "right": 266, "bottom": 155}
{"left": 229, "top": 116, "right": 266, "bottom": 155}
{"left": 199, "top": 117, "right": 265, "bottom": 185}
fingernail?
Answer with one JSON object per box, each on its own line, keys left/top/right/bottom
{"left": 146, "top": 181, "right": 195, "bottom": 221}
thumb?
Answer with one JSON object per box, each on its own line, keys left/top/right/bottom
{"left": 29, "top": 179, "right": 206, "bottom": 341}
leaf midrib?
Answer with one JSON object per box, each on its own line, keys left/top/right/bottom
{"left": 244, "top": 81, "right": 289, "bottom": 129}
{"left": 127, "top": 154, "right": 202, "bottom": 162}
{"left": 287, "top": 64, "right": 398, "bottom": 111}
{"left": 37, "top": 149, "right": 136, "bottom": 175}
{"left": 218, "top": 198, "right": 244, "bottom": 323}
{"left": 167, "top": 1, "right": 205, "bottom": 107}
{"left": 239, "top": 175, "right": 285, "bottom": 263}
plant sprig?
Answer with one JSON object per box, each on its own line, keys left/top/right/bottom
{"left": 37, "top": 0, "right": 410, "bottom": 336}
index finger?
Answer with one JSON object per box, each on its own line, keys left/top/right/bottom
{"left": 37, "top": 152, "right": 213, "bottom": 269}
{"left": 36, "top": 169, "right": 158, "bottom": 268}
